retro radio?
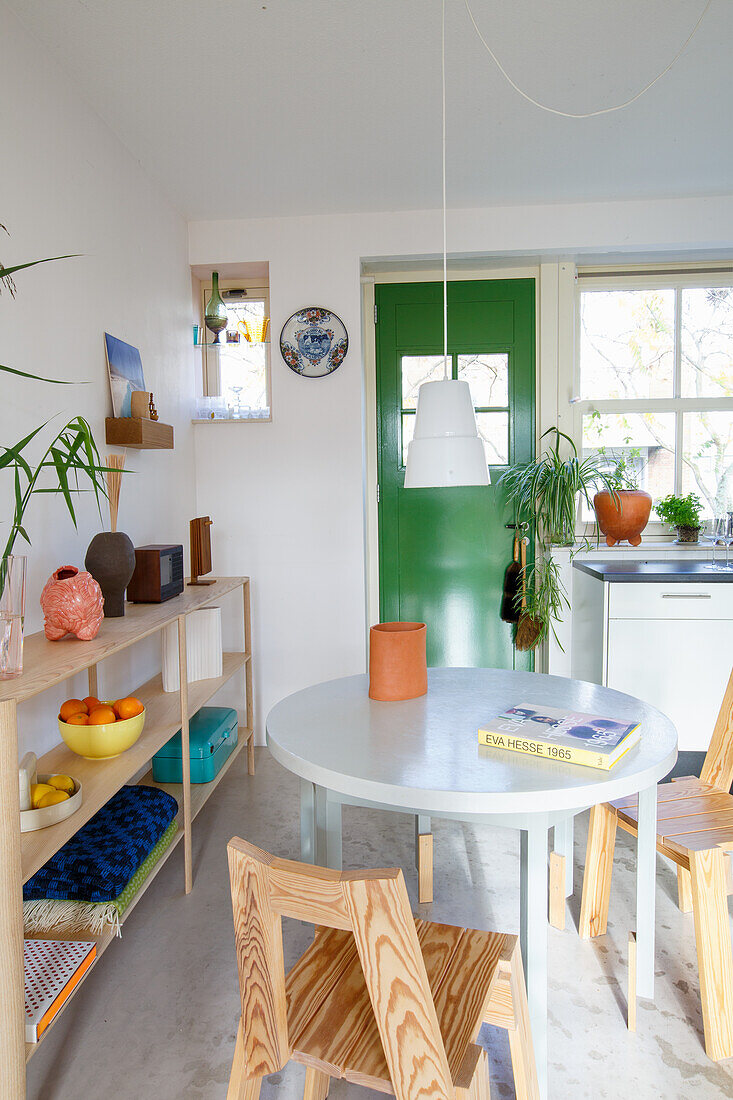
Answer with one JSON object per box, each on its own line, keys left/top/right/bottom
{"left": 127, "top": 544, "right": 184, "bottom": 603}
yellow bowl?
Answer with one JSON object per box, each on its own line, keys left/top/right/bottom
{"left": 58, "top": 704, "right": 146, "bottom": 760}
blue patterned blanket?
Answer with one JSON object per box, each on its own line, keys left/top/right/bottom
{"left": 24, "top": 785, "right": 178, "bottom": 903}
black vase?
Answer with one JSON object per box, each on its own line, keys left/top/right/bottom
{"left": 85, "top": 532, "right": 135, "bottom": 617}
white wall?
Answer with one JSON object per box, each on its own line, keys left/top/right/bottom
{"left": 189, "top": 196, "right": 733, "bottom": 742}
{"left": 1, "top": 6, "right": 196, "bottom": 755}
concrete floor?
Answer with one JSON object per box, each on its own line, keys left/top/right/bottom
{"left": 27, "top": 750, "right": 733, "bottom": 1099}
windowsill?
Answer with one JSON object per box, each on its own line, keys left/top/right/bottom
{"left": 551, "top": 539, "right": 710, "bottom": 556}
{"left": 191, "top": 416, "right": 272, "bottom": 424}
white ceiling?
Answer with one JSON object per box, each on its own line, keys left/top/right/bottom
{"left": 9, "top": 0, "right": 733, "bottom": 221}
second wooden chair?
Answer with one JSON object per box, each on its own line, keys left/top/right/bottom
{"left": 227, "top": 838, "right": 539, "bottom": 1100}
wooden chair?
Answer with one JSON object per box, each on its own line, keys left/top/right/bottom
{"left": 227, "top": 837, "right": 539, "bottom": 1100}
{"left": 579, "top": 666, "right": 733, "bottom": 1061}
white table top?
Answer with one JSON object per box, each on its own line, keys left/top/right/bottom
{"left": 266, "top": 668, "right": 678, "bottom": 816}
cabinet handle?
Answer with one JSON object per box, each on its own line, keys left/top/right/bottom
{"left": 660, "top": 592, "right": 711, "bottom": 599}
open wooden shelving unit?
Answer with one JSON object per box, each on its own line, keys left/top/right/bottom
{"left": 0, "top": 577, "right": 254, "bottom": 1092}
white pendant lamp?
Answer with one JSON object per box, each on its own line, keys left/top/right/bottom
{"left": 403, "top": 0, "right": 489, "bottom": 490}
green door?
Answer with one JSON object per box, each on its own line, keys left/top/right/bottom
{"left": 376, "top": 279, "right": 535, "bottom": 670}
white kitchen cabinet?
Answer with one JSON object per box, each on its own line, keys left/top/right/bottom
{"left": 572, "top": 563, "right": 733, "bottom": 752}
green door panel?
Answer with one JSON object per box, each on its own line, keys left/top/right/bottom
{"left": 376, "top": 279, "right": 535, "bottom": 672}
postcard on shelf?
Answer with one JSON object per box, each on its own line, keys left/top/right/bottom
{"left": 478, "top": 703, "right": 640, "bottom": 770}
{"left": 24, "top": 938, "right": 97, "bottom": 1042}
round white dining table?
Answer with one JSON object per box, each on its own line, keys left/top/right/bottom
{"left": 266, "top": 667, "right": 677, "bottom": 1100}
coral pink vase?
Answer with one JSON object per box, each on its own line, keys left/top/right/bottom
{"left": 40, "top": 567, "right": 104, "bottom": 641}
{"left": 369, "top": 622, "right": 428, "bottom": 701}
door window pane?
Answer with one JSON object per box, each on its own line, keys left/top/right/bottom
{"left": 401, "top": 412, "right": 415, "bottom": 466}
{"left": 580, "top": 289, "right": 675, "bottom": 400}
{"left": 581, "top": 412, "right": 675, "bottom": 517}
{"left": 681, "top": 411, "right": 733, "bottom": 515}
{"left": 457, "top": 353, "right": 509, "bottom": 407}
{"left": 681, "top": 288, "right": 733, "bottom": 398}
{"left": 476, "top": 412, "right": 509, "bottom": 465}
{"left": 401, "top": 356, "right": 445, "bottom": 410}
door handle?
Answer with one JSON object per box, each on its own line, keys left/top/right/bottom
{"left": 660, "top": 592, "right": 711, "bottom": 599}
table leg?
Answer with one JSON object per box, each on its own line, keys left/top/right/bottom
{"left": 553, "top": 815, "right": 575, "bottom": 897}
{"left": 315, "top": 786, "right": 342, "bottom": 870}
{"left": 300, "top": 779, "right": 316, "bottom": 864}
{"left": 520, "top": 823, "right": 549, "bottom": 1100}
{"left": 415, "top": 815, "right": 433, "bottom": 904}
{"left": 636, "top": 783, "right": 658, "bottom": 1000}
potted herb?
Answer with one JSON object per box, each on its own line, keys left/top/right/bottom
{"left": 592, "top": 448, "right": 652, "bottom": 547}
{"left": 498, "top": 428, "right": 621, "bottom": 649}
{"left": 655, "top": 493, "right": 703, "bottom": 543}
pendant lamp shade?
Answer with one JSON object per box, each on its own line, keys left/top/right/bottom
{"left": 404, "top": 379, "right": 490, "bottom": 488}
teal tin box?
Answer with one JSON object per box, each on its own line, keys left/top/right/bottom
{"left": 152, "top": 706, "right": 238, "bottom": 784}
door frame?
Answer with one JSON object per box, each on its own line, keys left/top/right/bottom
{"left": 361, "top": 261, "right": 574, "bottom": 671}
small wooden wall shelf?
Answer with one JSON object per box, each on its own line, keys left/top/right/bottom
{"left": 105, "top": 417, "right": 174, "bottom": 449}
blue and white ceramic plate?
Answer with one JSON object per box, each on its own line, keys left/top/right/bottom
{"left": 279, "top": 307, "right": 348, "bottom": 378}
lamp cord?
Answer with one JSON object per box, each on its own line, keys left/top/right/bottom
{"left": 464, "top": 0, "right": 713, "bottom": 119}
{"left": 442, "top": 0, "right": 448, "bottom": 377}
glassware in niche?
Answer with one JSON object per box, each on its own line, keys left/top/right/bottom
{"left": 204, "top": 272, "right": 228, "bottom": 344}
{"left": 0, "top": 555, "right": 26, "bottom": 679}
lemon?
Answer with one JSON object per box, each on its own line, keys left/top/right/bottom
{"left": 30, "top": 783, "right": 54, "bottom": 809}
{"left": 37, "top": 790, "right": 70, "bottom": 808}
{"left": 48, "top": 774, "right": 75, "bottom": 795}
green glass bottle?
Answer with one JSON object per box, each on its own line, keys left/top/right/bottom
{"left": 204, "top": 271, "right": 228, "bottom": 344}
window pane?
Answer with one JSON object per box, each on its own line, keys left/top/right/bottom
{"left": 457, "top": 353, "right": 509, "bottom": 407}
{"left": 581, "top": 412, "right": 675, "bottom": 517}
{"left": 681, "top": 412, "right": 733, "bottom": 515}
{"left": 476, "top": 412, "right": 508, "bottom": 466}
{"left": 401, "top": 412, "right": 415, "bottom": 466}
{"left": 580, "top": 289, "right": 674, "bottom": 400}
{"left": 212, "top": 296, "right": 270, "bottom": 417}
{"left": 681, "top": 288, "right": 733, "bottom": 398}
{"left": 401, "top": 356, "right": 445, "bottom": 410}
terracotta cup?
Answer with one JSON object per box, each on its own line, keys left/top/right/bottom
{"left": 369, "top": 622, "right": 427, "bottom": 702}
{"left": 593, "top": 489, "right": 652, "bottom": 547}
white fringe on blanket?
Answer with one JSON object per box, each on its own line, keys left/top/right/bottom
{"left": 23, "top": 898, "right": 122, "bottom": 938}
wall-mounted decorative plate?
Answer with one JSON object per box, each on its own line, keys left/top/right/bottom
{"left": 280, "top": 307, "right": 348, "bottom": 378}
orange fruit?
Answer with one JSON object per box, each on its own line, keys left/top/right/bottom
{"left": 83, "top": 696, "right": 100, "bottom": 711}
{"left": 65, "top": 713, "right": 89, "bottom": 726}
{"left": 87, "top": 705, "right": 117, "bottom": 725}
{"left": 113, "top": 697, "right": 144, "bottom": 720}
{"left": 59, "top": 699, "right": 87, "bottom": 721}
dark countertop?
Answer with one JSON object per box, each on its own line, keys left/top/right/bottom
{"left": 573, "top": 560, "right": 733, "bottom": 582}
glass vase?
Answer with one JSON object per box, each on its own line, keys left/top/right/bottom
{"left": 204, "top": 271, "right": 228, "bottom": 344}
{"left": 0, "top": 555, "right": 26, "bottom": 679}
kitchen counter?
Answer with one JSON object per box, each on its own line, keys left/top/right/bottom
{"left": 572, "top": 560, "right": 733, "bottom": 583}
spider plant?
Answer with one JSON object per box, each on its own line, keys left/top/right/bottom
{"left": 0, "top": 226, "right": 110, "bottom": 574}
{"left": 498, "top": 427, "right": 621, "bottom": 648}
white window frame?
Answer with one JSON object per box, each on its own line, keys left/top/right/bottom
{"left": 572, "top": 265, "right": 733, "bottom": 534}
{"left": 199, "top": 278, "right": 271, "bottom": 418}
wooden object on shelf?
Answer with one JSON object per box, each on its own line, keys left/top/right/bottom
{"left": 189, "top": 516, "right": 215, "bottom": 585}
{"left": 105, "top": 417, "right": 173, "bottom": 450}
{"left": 226, "top": 839, "right": 537, "bottom": 1100}
{"left": 580, "top": 665, "right": 733, "bottom": 1061}
{"left": 127, "top": 544, "right": 184, "bottom": 604}
{"left": 129, "top": 391, "right": 151, "bottom": 420}
{"left": 149, "top": 394, "right": 159, "bottom": 421}
{"left": 548, "top": 852, "right": 565, "bottom": 931}
{"left": 0, "top": 578, "right": 255, "bottom": 1090}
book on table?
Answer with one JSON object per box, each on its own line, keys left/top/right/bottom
{"left": 24, "top": 938, "right": 97, "bottom": 1042}
{"left": 478, "top": 703, "right": 641, "bottom": 770}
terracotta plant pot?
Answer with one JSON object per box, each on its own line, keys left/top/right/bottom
{"left": 40, "top": 566, "right": 104, "bottom": 640}
{"left": 593, "top": 490, "right": 652, "bottom": 547}
{"left": 85, "top": 532, "right": 135, "bottom": 617}
{"left": 369, "top": 622, "right": 427, "bottom": 702}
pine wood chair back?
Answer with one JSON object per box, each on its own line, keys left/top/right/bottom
{"left": 227, "top": 837, "right": 455, "bottom": 1098}
{"left": 700, "top": 666, "right": 733, "bottom": 792}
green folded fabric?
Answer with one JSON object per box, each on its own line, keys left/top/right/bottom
{"left": 23, "top": 821, "right": 179, "bottom": 937}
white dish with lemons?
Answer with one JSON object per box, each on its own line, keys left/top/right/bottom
{"left": 19, "top": 755, "right": 82, "bottom": 833}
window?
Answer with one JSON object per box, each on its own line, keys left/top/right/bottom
{"left": 400, "top": 353, "right": 510, "bottom": 467}
{"left": 577, "top": 280, "right": 733, "bottom": 518}
{"left": 199, "top": 281, "right": 271, "bottom": 420}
